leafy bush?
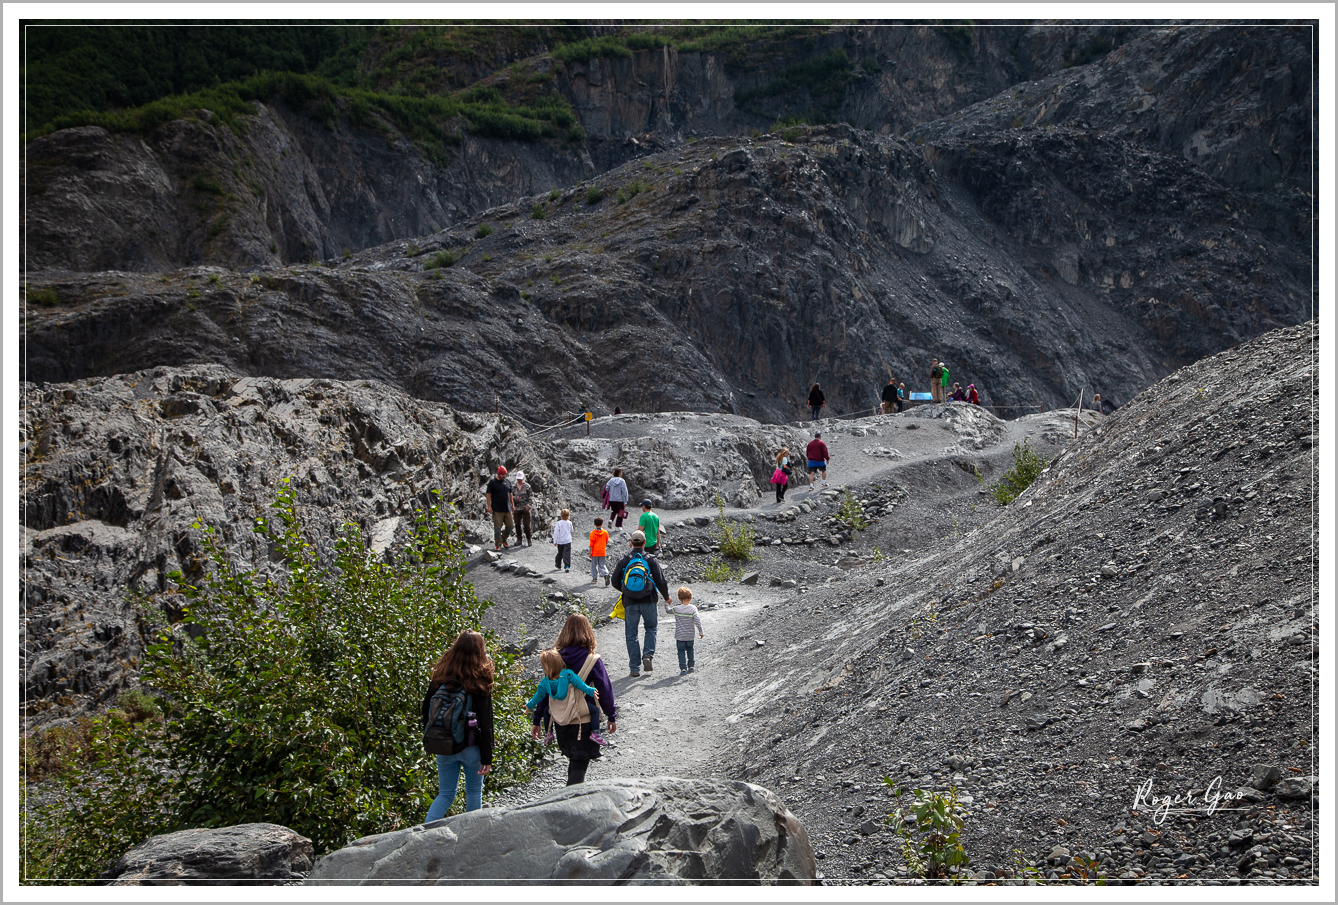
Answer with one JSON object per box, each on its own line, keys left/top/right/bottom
{"left": 988, "top": 440, "right": 1048, "bottom": 505}
{"left": 551, "top": 35, "right": 635, "bottom": 64}
{"left": 711, "top": 493, "right": 755, "bottom": 561}
{"left": 835, "top": 488, "right": 869, "bottom": 532}
{"left": 475, "top": 223, "right": 493, "bottom": 238}
{"left": 21, "top": 484, "right": 536, "bottom": 880}
{"left": 426, "top": 249, "right": 458, "bottom": 269}
{"left": 584, "top": 185, "right": 603, "bottom": 205}
{"left": 884, "top": 781, "right": 970, "bottom": 880}
{"left": 701, "top": 557, "right": 739, "bottom": 583}
{"left": 531, "top": 203, "right": 546, "bottom": 220}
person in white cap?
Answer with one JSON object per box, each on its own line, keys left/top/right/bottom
{"left": 512, "top": 471, "right": 533, "bottom": 546}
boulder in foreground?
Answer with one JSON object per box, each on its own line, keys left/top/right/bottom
{"left": 96, "top": 823, "right": 313, "bottom": 885}
{"left": 306, "top": 777, "right": 815, "bottom": 885}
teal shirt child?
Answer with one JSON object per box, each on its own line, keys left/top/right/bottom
{"left": 526, "top": 669, "right": 599, "bottom": 711}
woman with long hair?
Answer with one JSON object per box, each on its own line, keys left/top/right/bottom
{"left": 530, "top": 614, "right": 617, "bottom": 785}
{"left": 807, "top": 383, "right": 825, "bottom": 421}
{"left": 422, "top": 630, "right": 495, "bottom": 821}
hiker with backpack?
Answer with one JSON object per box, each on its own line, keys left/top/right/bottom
{"left": 929, "top": 359, "right": 945, "bottom": 403}
{"left": 422, "top": 630, "right": 495, "bottom": 820}
{"left": 612, "top": 530, "right": 670, "bottom": 677}
{"left": 604, "top": 468, "right": 630, "bottom": 530}
{"left": 530, "top": 615, "right": 617, "bottom": 785}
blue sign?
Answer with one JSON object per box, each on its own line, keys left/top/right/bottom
{"left": 909, "top": 392, "right": 933, "bottom": 401}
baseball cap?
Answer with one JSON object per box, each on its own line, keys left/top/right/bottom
{"left": 630, "top": 530, "right": 646, "bottom": 545}
{"left": 814, "top": 431, "right": 821, "bottom": 438}
{"left": 513, "top": 470, "right": 525, "bottom": 481}
{"left": 642, "top": 499, "right": 653, "bottom": 508}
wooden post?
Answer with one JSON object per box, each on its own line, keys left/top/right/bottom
{"left": 1075, "top": 389, "right": 1084, "bottom": 438}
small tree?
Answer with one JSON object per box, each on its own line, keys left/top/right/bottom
{"left": 988, "top": 440, "right": 1049, "bottom": 505}
{"left": 835, "top": 488, "right": 869, "bottom": 532}
{"left": 711, "top": 493, "right": 754, "bottom": 561}
{"left": 884, "top": 781, "right": 970, "bottom": 881}
{"left": 21, "top": 482, "right": 536, "bottom": 881}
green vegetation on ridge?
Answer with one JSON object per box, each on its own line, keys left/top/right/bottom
{"left": 21, "top": 485, "right": 537, "bottom": 881}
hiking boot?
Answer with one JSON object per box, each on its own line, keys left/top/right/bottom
{"left": 494, "top": 545, "right": 502, "bottom": 551}
{"left": 604, "top": 574, "right": 611, "bottom": 587}
{"left": 642, "top": 654, "right": 653, "bottom": 673}
{"left": 629, "top": 669, "right": 641, "bottom": 678}
{"left": 502, "top": 541, "right": 510, "bottom": 549}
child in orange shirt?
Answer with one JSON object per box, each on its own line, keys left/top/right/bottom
{"left": 588, "top": 517, "right": 611, "bottom": 586}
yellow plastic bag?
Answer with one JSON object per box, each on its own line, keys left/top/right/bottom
{"left": 610, "top": 595, "right": 625, "bottom": 620}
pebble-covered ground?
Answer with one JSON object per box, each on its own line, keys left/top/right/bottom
{"left": 479, "top": 321, "right": 1319, "bottom": 886}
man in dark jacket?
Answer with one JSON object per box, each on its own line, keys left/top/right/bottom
{"left": 880, "top": 378, "right": 899, "bottom": 414}
{"left": 612, "top": 531, "right": 670, "bottom": 677}
{"left": 484, "top": 466, "right": 513, "bottom": 551}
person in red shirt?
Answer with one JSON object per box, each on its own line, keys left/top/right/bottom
{"left": 805, "top": 432, "right": 830, "bottom": 490}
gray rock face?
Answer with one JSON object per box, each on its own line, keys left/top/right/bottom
{"left": 306, "top": 777, "right": 814, "bottom": 885}
{"left": 20, "top": 365, "right": 561, "bottom": 725}
{"left": 96, "top": 823, "right": 312, "bottom": 885}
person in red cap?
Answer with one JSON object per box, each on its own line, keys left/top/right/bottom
{"left": 485, "top": 466, "right": 514, "bottom": 551}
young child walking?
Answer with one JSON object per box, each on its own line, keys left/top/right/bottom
{"left": 552, "top": 508, "right": 573, "bottom": 572}
{"left": 666, "top": 586, "right": 705, "bottom": 676}
{"left": 589, "top": 517, "right": 610, "bottom": 586}
{"left": 526, "top": 648, "right": 605, "bottom": 745}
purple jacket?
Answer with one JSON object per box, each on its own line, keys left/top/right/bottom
{"left": 531, "top": 645, "right": 617, "bottom": 725}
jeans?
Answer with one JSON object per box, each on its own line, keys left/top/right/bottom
{"left": 624, "top": 601, "right": 658, "bottom": 670}
{"left": 590, "top": 555, "right": 608, "bottom": 581}
{"left": 676, "top": 639, "right": 695, "bottom": 670}
{"left": 515, "top": 509, "right": 531, "bottom": 543}
{"left": 810, "top": 405, "right": 822, "bottom": 420}
{"left": 425, "top": 745, "right": 483, "bottom": 822}
{"left": 554, "top": 543, "right": 571, "bottom": 569}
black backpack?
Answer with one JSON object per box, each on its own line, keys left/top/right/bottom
{"left": 423, "top": 681, "right": 474, "bottom": 755}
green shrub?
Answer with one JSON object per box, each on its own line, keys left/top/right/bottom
{"left": 191, "top": 173, "right": 225, "bottom": 194}
{"left": 475, "top": 223, "right": 493, "bottom": 238}
{"left": 988, "top": 440, "right": 1048, "bottom": 505}
{"left": 711, "top": 493, "right": 755, "bottom": 561}
{"left": 584, "top": 185, "right": 603, "bottom": 205}
{"left": 405, "top": 243, "right": 424, "bottom": 257}
{"left": 835, "top": 488, "right": 869, "bottom": 532}
{"left": 701, "top": 557, "right": 740, "bottom": 583}
{"left": 426, "top": 249, "right": 458, "bottom": 269}
{"left": 531, "top": 203, "right": 546, "bottom": 220}
{"left": 884, "top": 781, "right": 970, "bottom": 881}
{"left": 20, "top": 484, "right": 536, "bottom": 880}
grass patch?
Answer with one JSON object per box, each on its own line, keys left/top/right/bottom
{"left": 26, "top": 287, "right": 59, "bottom": 307}
{"left": 474, "top": 223, "right": 493, "bottom": 238}
{"left": 701, "top": 556, "right": 740, "bottom": 582}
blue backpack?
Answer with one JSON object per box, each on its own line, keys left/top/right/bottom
{"left": 423, "top": 681, "right": 474, "bottom": 755}
{"left": 623, "top": 552, "right": 654, "bottom": 597}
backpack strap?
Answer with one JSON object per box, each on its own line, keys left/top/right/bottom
{"left": 576, "top": 652, "right": 600, "bottom": 682}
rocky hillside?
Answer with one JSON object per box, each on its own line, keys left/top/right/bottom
{"left": 723, "top": 320, "right": 1318, "bottom": 881}
{"left": 23, "top": 24, "right": 1311, "bottom": 272}
{"left": 24, "top": 114, "right": 1309, "bottom": 422}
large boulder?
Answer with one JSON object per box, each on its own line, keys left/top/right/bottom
{"left": 306, "top": 777, "right": 815, "bottom": 885}
{"left": 96, "top": 823, "right": 313, "bottom": 885}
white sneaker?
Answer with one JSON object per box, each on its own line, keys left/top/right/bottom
{"left": 822, "top": 480, "right": 828, "bottom": 487}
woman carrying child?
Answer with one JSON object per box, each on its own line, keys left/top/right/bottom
{"left": 422, "top": 630, "right": 495, "bottom": 821}
{"left": 527, "top": 648, "right": 607, "bottom": 746}
{"left": 531, "top": 615, "right": 617, "bottom": 785}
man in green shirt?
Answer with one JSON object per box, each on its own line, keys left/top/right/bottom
{"left": 638, "top": 500, "right": 665, "bottom": 554}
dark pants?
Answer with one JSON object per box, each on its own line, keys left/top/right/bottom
{"left": 645, "top": 542, "right": 660, "bottom": 555}
{"left": 609, "top": 502, "right": 626, "bottom": 527}
{"left": 775, "top": 481, "right": 787, "bottom": 502}
{"left": 516, "top": 509, "right": 532, "bottom": 543}
{"left": 676, "top": 639, "right": 695, "bottom": 670}
{"left": 555, "top": 543, "right": 571, "bottom": 569}
{"left": 810, "top": 405, "right": 822, "bottom": 420}
{"left": 567, "top": 759, "right": 590, "bottom": 785}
